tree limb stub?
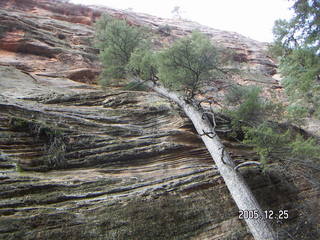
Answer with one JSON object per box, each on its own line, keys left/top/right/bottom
{"left": 234, "top": 161, "right": 262, "bottom": 171}
{"left": 202, "top": 111, "right": 216, "bottom": 129}
{"left": 131, "top": 77, "right": 277, "bottom": 240}
{"left": 200, "top": 129, "right": 216, "bottom": 139}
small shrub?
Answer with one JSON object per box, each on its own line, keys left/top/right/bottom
{"left": 243, "top": 122, "right": 291, "bottom": 165}
{"left": 15, "top": 164, "right": 24, "bottom": 173}
{"left": 9, "top": 117, "right": 30, "bottom": 131}
{"left": 225, "top": 85, "right": 284, "bottom": 132}
{"left": 286, "top": 104, "right": 309, "bottom": 125}
{"left": 289, "top": 135, "right": 320, "bottom": 160}
{"left": 224, "top": 84, "right": 256, "bottom": 105}
{"left": 9, "top": 117, "right": 67, "bottom": 169}
{"left": 242, "top": 121, "right": 320, "bottom": 168}
{"left": 9, "top": 117, "right": 63, "bottom": 140}
{"left": 157, "top": 25, "right": 171, "bottom": 36}
{"left": 228, "top": 86, "right": 263, "bottom": 122}
{"left": 225, "top": 85, "right": 267, "bottom": 133}
{"left": 46, "top": 137, "right": 67, "bottom": 168}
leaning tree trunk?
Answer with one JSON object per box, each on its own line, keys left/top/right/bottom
{"left": 138, "top": 79, "right": 277, "bottom": 240}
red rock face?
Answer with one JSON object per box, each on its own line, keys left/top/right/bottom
{"left": 0, "top": 30, "right": 25, "bottom": 52}
{"left": 1, "top": 0, "right": 101, "bottom": 25}
{"left": 0, "top": 2, "right": 319, "bottom": 240}
{"left": 51, "top": 14, "right": 93, "bottom": 25}
{"left": 0, "top": 0, "right": 278, "bottom": 86}
{"left": 0, "top": 0, "right": 101, "bottom": 83}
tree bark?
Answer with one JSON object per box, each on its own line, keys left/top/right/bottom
{"left": 138, "top": 79, "right": 277, "bottom": 240}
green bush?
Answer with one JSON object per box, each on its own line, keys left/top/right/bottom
{"left": 224, "top": 84, "right": 320, "bottom": 168}
{"left": 225, "top": 82, "right": 315, "bottom": 131}
{"left": 289, "top": 135, "right": 320, "bottom": 160}
{"left": 224, "top": 85, "right": 283, "bottom": 131}
{"left": 9, "top": 117, "right": 30, "bottom": 131}
{"left": 224, "top": 84, "right": 256, "bottom": 104}
{"left": 9, "top": 117, "right": 63, "bottom": 141}
{"left": 243, "top": 122, "right": 290, "bottom": 165}
{"left": 158, "top": 24, "right": 172, "bottom": 36}
{"left": 286, "top": 104, "right": 309, "bottom": 125}
{"left": 241, "top": 121, "right": 320, "bottom": 167}
{"left": 9, "top": 117, "right": 67, "bottom": 169}
{"left": 225, "top": 85, "right": 263, "bottom": 122}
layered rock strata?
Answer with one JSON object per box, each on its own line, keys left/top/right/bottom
{"left": 0, "top": 1, "right": 319, "bottom": 239}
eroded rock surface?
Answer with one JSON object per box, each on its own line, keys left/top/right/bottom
{"left": 0, "top": 1, "right": 319, "bottom": 239}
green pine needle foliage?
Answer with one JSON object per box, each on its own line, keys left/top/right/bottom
{"left": 127, "top": 46, "right": 158, "bottom": 81}
{"left": 157, "top": 32, "right": 221, "bottom": 95}
{"left": 94, "top": 14, "right": 146, "bottom": 85}
{"left": 224, "top": 85, "right": 283, "bottom": 129}
{"left": 243, "top": 122, "right": 320, "bottom": 166}
{"left": 289, "top": 135, "right": 320, "bottom": 160}
{"left": 271, "top": 0, "right": 320, "bottom": 119}
{"left": 243, "top": 123, "right": 291, "bottom": 165}
{"left": 286, "top": 104, "right": 309, "bottom": 125}
{"left": 224, "top": 85, "right": 319, "bottom": 167}
{"left": 280, "top": 48, "right": 320, "bottom": 118}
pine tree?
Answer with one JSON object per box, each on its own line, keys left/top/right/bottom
{"left": 94, "top": 15, "right": 145, "bottom": 85}
{"left": 272, "top": 0, "right": 320, "bottom": 118}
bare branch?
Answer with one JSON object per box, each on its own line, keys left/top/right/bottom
{"left": 201, "top": 111, "right": 216, "bottom": 129}
{"left": 221, "top": 147, "right": 226, "bottom": 164}
{"left": 200, "top": 129, "right": 216, "bottom": 139}
{"left": 234, "top": 161, "right": 262, "bottom": 171}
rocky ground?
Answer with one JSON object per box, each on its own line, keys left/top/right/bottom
{"left": 0, "top": 0, "right": 319, "bottom": 239}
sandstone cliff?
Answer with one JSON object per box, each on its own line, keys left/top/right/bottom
{"left": 0, "top": 0, "right": 319, "bottom": 239}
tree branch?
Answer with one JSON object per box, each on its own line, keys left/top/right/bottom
{"left": 234, "top": 161, "right": 262, "bottom": 171}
